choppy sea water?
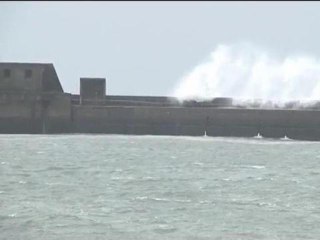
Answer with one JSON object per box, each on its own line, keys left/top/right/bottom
{"left": 0, "top": 134, "right": 319, "bottom": 240}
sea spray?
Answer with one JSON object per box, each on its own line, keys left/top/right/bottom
{"left": 173, "top": 43, "right": 320, "bottom": 107}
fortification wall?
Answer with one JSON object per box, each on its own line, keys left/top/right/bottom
{"left": 71, "top": 105, "right": 320, "bottom": 140}
{"left": 206, "top": 108, "right": 320, "bottom": 140}
{"left": 105, "top": 95, "right": 179, "bottom": 103}
{"left": 71, "top": 106, "right": 257, "bottom": 137}
{"left": 44, "top": 93, "right": 72, "bottom": 133}
{"left": 72, "top": 106, "right": 206, "bottom": 135}
{"left": 2, "top": 62, "right": 320, "bottom": 140}
{"left": 1, "top": 91, "right": 320, "bottom": 140}
{"left": 0, "top": 93, "right": 42, "bottom": 133}
{"left": 0, "top": 92, "right": 72, "bottom": 134}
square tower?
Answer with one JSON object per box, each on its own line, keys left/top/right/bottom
{"left": 80, "top": 78, "right": 106, "bottom": 104}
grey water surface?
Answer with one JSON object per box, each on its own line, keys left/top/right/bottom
{"left": 0, "top": 134, "right": 319, "bottom": 240}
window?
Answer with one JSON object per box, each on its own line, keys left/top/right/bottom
{"left": 4, "top": 69, "right": 10, "bottom": 78}
{"left": 25, "top": 69, "right": 32, "bottom": 78}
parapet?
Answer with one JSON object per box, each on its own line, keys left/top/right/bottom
{"left": 182, "top": 97, "right": 233, "bottom": 108}
{"left": 211, "top": 97, "right": 233, "bottom": 107}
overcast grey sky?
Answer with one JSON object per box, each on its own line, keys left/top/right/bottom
{"left": 1, "top": 1, "right": 320, "bottom": 95}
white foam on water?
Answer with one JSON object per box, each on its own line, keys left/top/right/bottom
{"left": 152, "top": 197, "right": 170, "bottom": 202}
{"left": 134, "top": 196, "right": 148, "bottom": 200}
{"left": 142, "top": 176, "right": 157, "bottom": 180}
{"left": 173, "top": 42, "right": 320, "bottom": 107}
{"left": 173, "top": 199, "right": 192, "bottom": 203}
{"left": 193, "top": 162, "right": 204, "bottom": 166}
{"left": 250, "top": 165, "right": 266, "bottom": 169}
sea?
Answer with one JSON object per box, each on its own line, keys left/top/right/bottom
{"left": 0, "top": 134, "right": 319, "bottom": 240}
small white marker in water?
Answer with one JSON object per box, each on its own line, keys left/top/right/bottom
{"left": 254, "top": 132, "right": 263, "bottom": 139}
{"left": 281, "top": 135, "right": 290, "bottom": 141}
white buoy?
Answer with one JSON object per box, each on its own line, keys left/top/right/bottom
{"left": 204, "top": 130, "right": 207, "bottom": 137}
{"left": 281, "top": 135, "right": 291, "bottom": 140}
{"left": 254, "top": 132, "right": 263, "bottom": 139}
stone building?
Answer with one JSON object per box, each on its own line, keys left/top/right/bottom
{"left": 0, "top": 62, "right": 63, "bottom": 93}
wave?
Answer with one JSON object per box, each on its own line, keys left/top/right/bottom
{"left": 173, "top": 42, "right": 320, "bottom": 106}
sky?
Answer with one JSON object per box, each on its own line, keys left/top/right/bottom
{"left": 1, "top": 1, "right": 320, "bottom": 96}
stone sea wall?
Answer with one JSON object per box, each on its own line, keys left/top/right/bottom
{"left": 1, "top": 92, "right": 320, "bottom": 141}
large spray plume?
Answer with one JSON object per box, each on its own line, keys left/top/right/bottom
{"left": 173, "top": 43, "right": 320, "bottom": 108}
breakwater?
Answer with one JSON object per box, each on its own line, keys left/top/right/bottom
{"left": 1, "top": 62, "right": 320, "bottom": 140}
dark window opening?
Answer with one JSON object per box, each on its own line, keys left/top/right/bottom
{"left": 4, "top": 69, "right": 10, "bottom": 78}
{"left": 25, "top": 69, "right": 32, "bottom": 78}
